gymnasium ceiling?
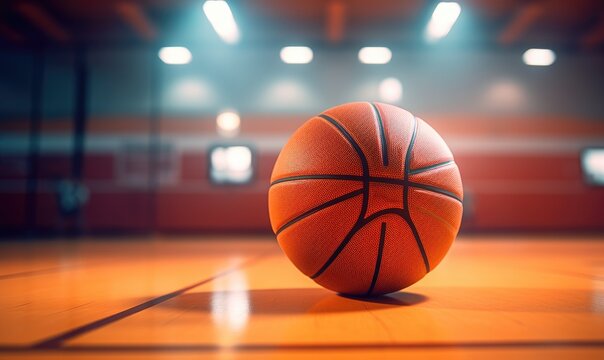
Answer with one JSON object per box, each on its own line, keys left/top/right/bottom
{"left": 0, "top": 0, "right": 603, "bottom": 51}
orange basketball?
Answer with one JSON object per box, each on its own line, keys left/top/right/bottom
{"left": 268, "top": 102, "right": 463, "bottom": 296}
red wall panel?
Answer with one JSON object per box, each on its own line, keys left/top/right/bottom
{"left": 0, "top": 193, "right": 27, "bottom": 229}
{"left": 156, "top": 191, "right": 270, "bottom": 231}
{"left": 1, "top": 116, "right": 603, "bottom": 234}
{"left": 85, "top": 192, "right": 151, "bottom": 231}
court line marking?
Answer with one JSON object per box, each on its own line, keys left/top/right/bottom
{"left": 30, "top": 254, "right": 268, "bottom": 349}
{"left": 539, "top": 268, "right": 604, "bottom": 282}
{"left": 0, "top": 267, "right": 69, "bottom": 281}
{"left": 1, "top": 340, "right": 603, "bottom": 353}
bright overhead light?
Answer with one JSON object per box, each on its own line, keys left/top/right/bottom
{"left": 379, "top": 78, "right": 403, "bottom": 103}
{"left": 216, "top": 110, "right": 241, "bottom": 137}
{"left": 358, "top": 47, "right": 392, "bottom": 64}
{"left": 280, "top": 46, "right": 314, "bottom": 64}
{"left": 426, "top": 2, "right": 461, "bottom": 42}
{"left": 203, "top": 0, "right": 240, "bottom": 44}
{"left": 522, "top": 48, "right": 556, "bottom": 66}
{"left": 158, "top": 47, "right": 192, "bottom": 65}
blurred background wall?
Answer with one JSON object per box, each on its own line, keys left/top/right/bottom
{"left": 0, "top": 0, "right": 603, "bottom": 235}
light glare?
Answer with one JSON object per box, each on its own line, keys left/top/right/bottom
{"left": 158, "top": 47, "right": 192, "bottom": 65}
{"left": 484, "top": 80, "right": 526, "bottom": 109}
{"left": 203, "top": 0, "right": 240, "bottom": 44}
{"left": 582, "top": 149, "right": 604, "bottom": 185}
{"left": 216, "top": 110, "right": 241, "bottom": 137}
{"left": 211, "top": 271, "right": 250, "bottom": 336}
{"left": 378, "top": 78, "right": 403, "bottom": 103}
{"left": 523, "top": 48, "right": 556, "bottom": 66}
{"left": 358, "top": 47, "right": 392, "bottom": 64}
{"left": 426, "top": 2, "right": 461, "bottom": 42}
{"left": 280, "top": 46, "right": 314, "bottom": 64}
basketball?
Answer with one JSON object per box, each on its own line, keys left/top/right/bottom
{"left": 268, "top": 102, "right": 463, "bottom": 296}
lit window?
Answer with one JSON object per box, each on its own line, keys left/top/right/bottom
{"left": 581, "top": 148, "right": 604, "bottom": 185}
{"left": 210, "top": 145, "right": 253, "bottom": 184}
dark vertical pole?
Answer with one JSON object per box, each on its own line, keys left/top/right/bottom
{"left": 71, "top": 46, "right": 89, "bottom": 234}
{"left": 148, "top": 46, "right": 161, "bottom": 233}
{"left": 25, "top": 49, "right": 45, "bottom": 236}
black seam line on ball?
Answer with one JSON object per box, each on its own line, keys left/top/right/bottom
{"left": 366, "top": 222, "right": 387, "bottom": 296}
{"left": 275, "top": 188, "right": 364, "bottom": 236}
{"left": 311, "top": 208, "right": 406, "bottom": 279}
{"left": 407, "top": 181, "right": 462, "bottom": 203}
{"left": 370, "top": 102, "right": 388, "bottom": 167}
{"left": 312, "top": 114, "right": 372, "bottom": 280}
{"left": 318, "top": 114, "right": 370, "bottom": 224}
{"left": 403, "top": 117, "right": 417, "bottom": 188}
{"left": 403, "top": 116, "right": 431, "bottom": 273}
{"left": 318, "top": 114, "right": 370, "bottom": 177}
{"left": 270, "top": 174, "right": 364, "bottom": 186}
{"left": 270, "top": 175, "right": 462, "bottom": 203}
{"left": 408, "top": 160, "right": 455, "bottom": 175}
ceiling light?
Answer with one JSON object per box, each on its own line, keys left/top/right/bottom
{"left": 280, "top": 46, "right": 314, "bottom": 64}
{"left": 158, "top": 47, "right": 192, "bottom": 65}
{"left": 522, "top": 48, "right": 556, "bottom": 66}
{"left": 426, "top": 2, "right": 461, "bottom": 42}
{"left": 358, "top": 47, "right": 392, "bottom": 64}
{"left": 203, "top": 0, "right": 240, "bottom": 44}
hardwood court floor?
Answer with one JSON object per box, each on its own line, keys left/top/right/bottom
{"left": 0, "top": 235, "right": 603, "bottom": 359}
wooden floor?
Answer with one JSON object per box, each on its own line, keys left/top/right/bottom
{"left": 0, "top": 235, "right": 603, "bottom": 359}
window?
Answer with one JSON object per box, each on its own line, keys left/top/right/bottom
{"left": 581, "top": 148, "right": 604, "bottom": 185}
{"left": 209, "top": 145, "right": 254, "bottom": 184}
